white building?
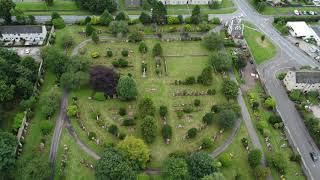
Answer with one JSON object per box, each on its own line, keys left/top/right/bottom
{"left": 313, "top": 0, "right": 320, "bottom": 6}
{"left": 0, "top": 25, "right": 47, "bottom": 46}
{"left": 283, "top": 71, "right": 320, "bottom": 92}
{"left": 226, "top": 17, "right": 243, "bottom": 39}
{"left": 159, "top": 0, "right": 221, "bottom": 5}
{"left": 286, "top": 21, "right": 320, "bottom": 46}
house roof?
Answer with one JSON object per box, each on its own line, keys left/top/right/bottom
{"left": 286, "top": 21, "right": 317, "bottom": 37}
{"left": 0, "top": 26, "right": 43, "bottom": 34}
{"left": 296, "top": 71, "right": 320, "bottom": 84}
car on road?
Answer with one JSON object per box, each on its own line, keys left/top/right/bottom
{"left": 24, "top": 49, "right": 30, "bottom": 54}
{"left": 294, "top": 10, "right": 300, "bottom": 15}
{"left": 310, "top": 152, "right": 320, "bottom": 162}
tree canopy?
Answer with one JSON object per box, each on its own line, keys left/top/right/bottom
{"left": 217, "top": 109, "right": 237, "bottom": 129}
{"left": 141, "top": 116, "right": 157, "bottom": 143}
{"left": 151, "top": 1, "right": 167, "bottom": 24}
{"left": 248, "top": 149, "right": 262, "bottom": 168}
{"left": 209, "top": 51, "right": 232, "bottom": 72}
{"left": 116, "top": 75, "right": 138, "bottom": 101}
{"left": 187, "top": 152, "right": 215, "bottom": 179}
{"left": 89, "top": 66, "right": 119, "bottom": 97}
{"left": 222, "top": 79, "right": 239, "bottom": 100}
{"left": 0, "top": 0, "right": 15, "bottom": 23}
{"left": 162, "top": 157, "right": 189, "bottom": 180}
{"left": 0, "top": 131, "right": 17, "bottom": 174}
{"left": 202, "top": 33, "right": 223, "bottom": 51}
{"left": 95, "top": 147, "right": 135, "bottom": 180}
{"left": 138, "top": 98, "right": 156, "bottom": 118}
{"left": 76, "top": 0, "right": 117, "bottom": 14}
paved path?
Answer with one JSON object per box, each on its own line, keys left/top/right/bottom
{"left": 49, "top": 90, "right": 68, "bottom": 178}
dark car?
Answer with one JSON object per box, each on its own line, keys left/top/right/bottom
{"left": 310, "top": 152, "right": 320, "bottom": 162}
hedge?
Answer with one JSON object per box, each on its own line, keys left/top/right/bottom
{"left": 274, "top": 16, "right": 320, "bottom": 23}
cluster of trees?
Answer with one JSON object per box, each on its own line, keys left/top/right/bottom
{"left": 0, "top": 48, "right": 39, "bottom": 111}
{"left": 162, "top": 151, "right": 225, "bottom": 180}
{"left": 252, "top": 0, "right": 267, "bottom": 12}
{"left": 51, "top": 12, "right": 65, "bottom": 29}
{"left": 0, "top": 0, "right": 15, "bottom": 23}
{"left": 0, "top": 131, "right": 17, "bottom": 178}
{"left": 75, "top": 0, "right": 117, "bottom": 14}
{"left": 95, "top": 136, "right": 150, "bottom": 179}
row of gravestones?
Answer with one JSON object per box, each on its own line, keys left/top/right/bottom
{"left": 173, "top": 90, "right": 210, "bottom": 97}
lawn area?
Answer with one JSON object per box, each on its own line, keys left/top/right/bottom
{"left": 243, "top": 83, "right": 305, "bottom": 180}
{"left": 59, "top": 27, "right": 233, "bottom": 168}
{"left": 220, "top": 123, "right": 255, "bottom": 180}
{"left": 55, "top": 129, "right": 95, "bottom": 180}
{"left": 16, "top": 0, "right": 90, "bottom": 15}
{"left": 243, "top": 24, "right": 277, "bottom": 65}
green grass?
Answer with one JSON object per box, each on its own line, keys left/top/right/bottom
{"left": 220, "top": 123, "right": 255, "bottom": 180}
{"left": 55, "top": 129, "right": 95, "bottom": 180}
{"left": 243, "top": 24, "right": 277, "bottom": 64}
{"left": 243, "top": 83, "right": 305, "bottom": 180}
{"left": 16, "top": 0, "right": 90, "bottom": 15}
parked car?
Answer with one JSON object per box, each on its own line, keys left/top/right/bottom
{"left": 310, "top": 152, "right": 320, "bottom": 162}
{"left": 24, "top": 49, "right": 30, "bottom": 54}
{"left": 315, "top": 56, "right": 320, "bottom": 62}
{"left": 309, "top": 11, "right": 315, "bottom": 15}
{"left": 303, "top": 11, "right": 307, "bottom": 15}
{"left": 294, "top": 10, "right": 300, "bottom": 15}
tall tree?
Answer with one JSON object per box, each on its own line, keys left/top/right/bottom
{"left": 117, "top": 136, "right": 150, "bottom": 169}
{"left": 95, "top": 148, "right": 135, "bottom": 180}
{"left": 0, "top": 0, "right": 15, "bottom": 23}
{"left": 162, "top": 157, "right": 189, "bottom": 180}
{"left": 187, "top": 152, "right": 215, "bottom": 179}
{"left": 191, "top": 5, "right": 201, "bottom": 24}
{"left": 197, "top": 66, "right": 213, "bottom": 86}
{"left": 0, "top": 131, "right": 17, "bottom": 175}
{"left": 89, "top": 66, "right": 119, "bottom": 97}
{"left": 100, "top": 10, "right": 113, "bottom": 26}
{"left": 209, "top": 51, "right": 232, "bottom": 72}
{"left": 116, "top": 75, "right": 138, "bottom": 101}
{"left": 152, "top": 1, "right": 167, "bottom": 24}
{"left": 217, "top": 109, "right": 236, "bottom": 129}
{"left": 139, "top": 12, "right": 151, "bottom": 24}
{"left": 44, "top": 48, "right": 68, "bottom": 78}
{"left": 141, "top": 116, "right": 157, "bottom": 143}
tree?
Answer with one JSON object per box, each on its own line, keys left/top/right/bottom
{"left": 264, "top": 97, "right": 276, "bottom": 110}
{"left": 152, "top": 43, "right": 163, "bottom": 57}
{"left": 51, "top": 11, "right": 61, "bottom": 20}
{"left": 89, "top": 66, "right": 119, "bottom": 97}
{"left": 268, "top": 152, "right": 287, "bottom": 174}
{"left": 0, "top": 131, "right": 16, "bottom": 174}
{"left": 44, "top": 48, "right": 68, "bottom": 78}
{"left": 100, "top": 10, "right": 113, "bottom": 26}
{"left": 201, "top": 137, "right": 214, "bottom": 149}
{"left": 117, "top": 136, "right": 150, "bottom": 169}
{"left": 76, "top": 0, "right": 117, "bottom": 14}
{"left": 254, "top": 165, "right": 271, "bottom": 180}
{"left": 202, "top": 112, "right": 214, "bottom": 125}
{"left": 115, "top": 11, "right": 129, "bottom": 21}
{"left": 141, "top": 116, "right": 157, "bottom": 143}
{"left": 139, "top": 12, "right": 151, "bottom": 24}
{"left": 110, "top": 21, "right": 129, "bottom": 36}
{"left": 202, "top": 173, "right": 226, "bottom": 180}
{"left": 191, "top": 5, "right": 201, "bottom": 24}
{"left": 217, "top": 109, "right": 236, "bottom": 129}
{"left": 159, "top": 105, "right": 168, "bottom": 117}
{"left": 128, "top": 31, "right": 144, "bottom": 43}
{"left": 67, "top": 105, "right": 78, "bottom": 118}
{"left": 222, "top": 80, "right": 239, "bottom": 100}
{"left": 248, "top": 149, "right": 262, "bottom": 168}
{"left": 116, "top": 75, "right": 138, "bottom": 101}
{"left": 187, "top": 128, "right": 198, "bottom": 138}
{"left": 138, "top": 98, "right": 156, "bottom": 118}
{"left": 162, "top": 124, "right": 172, "bottom": 140}
{"left": 39, "top": 120, "right": 54, "bottom": 135}
{"left": 152, "top": 1, "right": 167, "bottom": 24}
{"left": 17, "top": 154, "right": 51, "bottom": 180}
{"left": 162, "top": 157, "right": 189, "bottom": 180}
{"left": 45, "top": 0, "right": 54, "bottom": 6}
{"left": 202, "top": 33, "right": 223, "bottom": 50}
{"left": 52, "top": 18, "right": 65, "bottom": 29}
{"left": 95, "top": 148, "right": 135, "bottom": 180}
{"left": 0, "top": 0, "right": 15, "bottom": 23}
{"left": 0, "top": 80, "right": 14, "bottom": 102}
{"left": 40, "top": 87, "right": 61, "bottom": 118}
{"left": 197, "top": 66, "right": 213, "bottom": 85}
{"left": 187, "top": 152, "right": 215, "bottom": 179}
{"left": 92, "top": 31, "right": 99, "bottom": 44}
{"left": 261, "top": 35, "right": 265, "bottom": 42}
{"left": 139, "top": 42, "right": 148, "bottom": 53}
{"left": 209, "top": 51, "right": 232, "bottom": 72}
{"left": 60, "top": 33, "right": 74, "bottom": 49}
{"left": 86, "top": 23, "right": 95, "bottom": 36}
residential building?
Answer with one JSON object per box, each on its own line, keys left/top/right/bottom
{"left": 125, "top": 0, "right": 141, "bottom": 7}
{"left": 159, "top": 0, "right": 221, "bottom": 5}
{"left": 313, "top": 0, "right": 320, "bottom": 6}
{"left": 0, "top": 25, "right": 48, "bottom": 46}
{"left": 283, "top": 70, "right": 320, "bottom": 92}
{"left": 286, "top": 21, "right": 320, "bottom": 46}
{"left": 226, "top": 17, "right": 243, "bottom": 39}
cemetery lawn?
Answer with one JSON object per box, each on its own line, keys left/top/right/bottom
{"left": 67, "top": 36, "right": 232, "bottom": 168}
{"left": 220, "top": 123, "right": 255, "bottom": 180}
{"left": 54, "top": 129, "right": 95, "bottom": 180}
{"left": 243, "top": 24, "right": 277, "bottom": 65}
{"left": 243, "top": 83, "right": 305, "bottom": 180}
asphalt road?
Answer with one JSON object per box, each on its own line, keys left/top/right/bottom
{"left": 234, "top": 0, "right": 320, "bottom": 179}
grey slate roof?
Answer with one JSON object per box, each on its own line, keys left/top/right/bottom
{"left": 296, "top": 71, "right": 320, "bottom": 84}
{"left": 0, "top": 26, "right": 43, "bottom": 34}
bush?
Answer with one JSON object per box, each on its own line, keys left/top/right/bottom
{"left": 194, "top": 99, "right": 201, "bottom": 107}
{"left": 118, "top": 133, "right": 126, "bottom": 140}
{"left": 256, "top": 120, "right": 267, "bottom": 134}
{"left": 248, "top": 149, "right": 262, "bottom": 168}
{"left": 141, "top": 116, "right": 157, "bottom": 143}
{"left": 219, "top": 153, "right": 232, "bottom": 167}
{"left": 201, "top": 137, "right": 213, "bottom": 149}
{"left": 112, "top": 58, "right": 129, "bottom": 68}
{"left": 94, "top": 92, "right": 106, "bottom": 101}
{"left": 91, "top": 51, "right": 100, "bottom": 58}
{"left": 122, "top": 118, "right": 136, "bottom": 126}
{"left": 290, "top": 153, "right": 301, "bottom": 162}
{"left": 67, "top": 105, "right": 78, "bottom": 118}
{"left": 187, "top": 128, "right": 197, "bottom": 138}
{"left": 138, "top": 98, "right": 156, "bottom": 118}
{"left": 268, "top": 115, "right": 282, "bottom": 125}
{"left": 52, "top": 18, "right": 65, "bottom": 29}
{"left": 264, "top": 97, "right": 276, "bottom": 110}
{"left": 139, "top": 42, "right": 148, "bottom": 54}
{"left": 183, "top": 106, "right": 193, "bottom": 113}
{"left": 108, "top": 124, "right": 119, "bottom": 136}
{"left": 167, "top": 16, "right": 180, "bottom": 24}
{"left": 202, "top": 112, "right": 214, "bottom": 125}
{"left": 121, "top": 50, "right": 129, "bottom": 57}
{"left": 268, "top": 153, "right": 288, "bottom": 174}
{"left": 185, "top": 76, "right": 196, "bottom": 85}
{"left": 177, "top": 111, "right": 184, "bottom": 119}
{"left": 211, "top": 17, "right": 220, "bottom": 24}
{"left": 106, "top": 49, "right": 113, "bottom": 57}
{"left": 39, "top": 121, "right": 53, "bottom": 135}
{"left": 118, "top": 107, "right": 127, "bottom": 116}
{"left": 88, "top": 132, "right": 97, "bottom": 140}
{"left": 152, "top": 43, "right": 163, "bottom": 57}
{"left": 162, "top": 124, "right": 172, "bottom": 140}
{"left": 197, "top": 66, "right": 213, "bottom": 85}
{"left": 207, "top": 89, "right": 216, "bottom": 95}
{"left": 159, "top": 106, "right": 168, "bottom": 117}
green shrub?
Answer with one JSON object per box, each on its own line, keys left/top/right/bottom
{"left": 202, "top": 112, "right": 214, "bottom": 125}
{"left": 112, "top": 58, "right": 129, "bottom": 68}
{"left": 94, "top": 92, "right": 106, "bottom": 101}
{"left": 122, "top": 118, "right": 136, "bottom": 126}
{"left": 219, "top": 153, "right": 232, "bottom": 167}
{"left": 207, "top": 89, "right": 216, "bottom": 95}
{"left": 162, "top": 124, "right": 172, "bottom": 140}
{"left": 194, "top": 99, "right": 201, "bottom": 107}
{"left": 187, "top": 128, "right": 197, "bottom": 138}
{"left": 119, "top": 107, "right": 127, "bottom": 116}
{"left": 121, "top": 50, "right": 129, "bottom": 57}
{"left": 201, "top": 137, "right": 213, "bottom": 149}
{"left": 160, "top": 106, "right": 168, "bottom": 117}
{"left": 185, "top": 76, "right": 196, "bottom": 85}
{"left": 268, "top": 115, "right": 282, "bottom": 125}
{"left": 290, "top": 153, "right": 301, "bottom": 162}
{"left": 183, "top": 106, "right": 193, "bottom": 113}
{"left": 248, "top": 149, "right": 262, "bottom": 168}
{"left": 177, "top": 111, "right": 184, "bottom": 119}
{"left": 106, "top": 49, "right": 113, "bottom": 57}
{"left": 88, "top": 132, "right": 97, "bottom": 140}
{"left": 52, "top": 18, "right": 65, "bottom": 29}
{"left": 12, "top": 113, "right": 25, "bottom": 132}
{"left": 108, "top": 125, "right": 119, "bottom": 136}
{"left": 39, "top": 120, "right": 53, "bottom": 135}
{"left": 91, "top": 51, "right": 100, "bottom": 58}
